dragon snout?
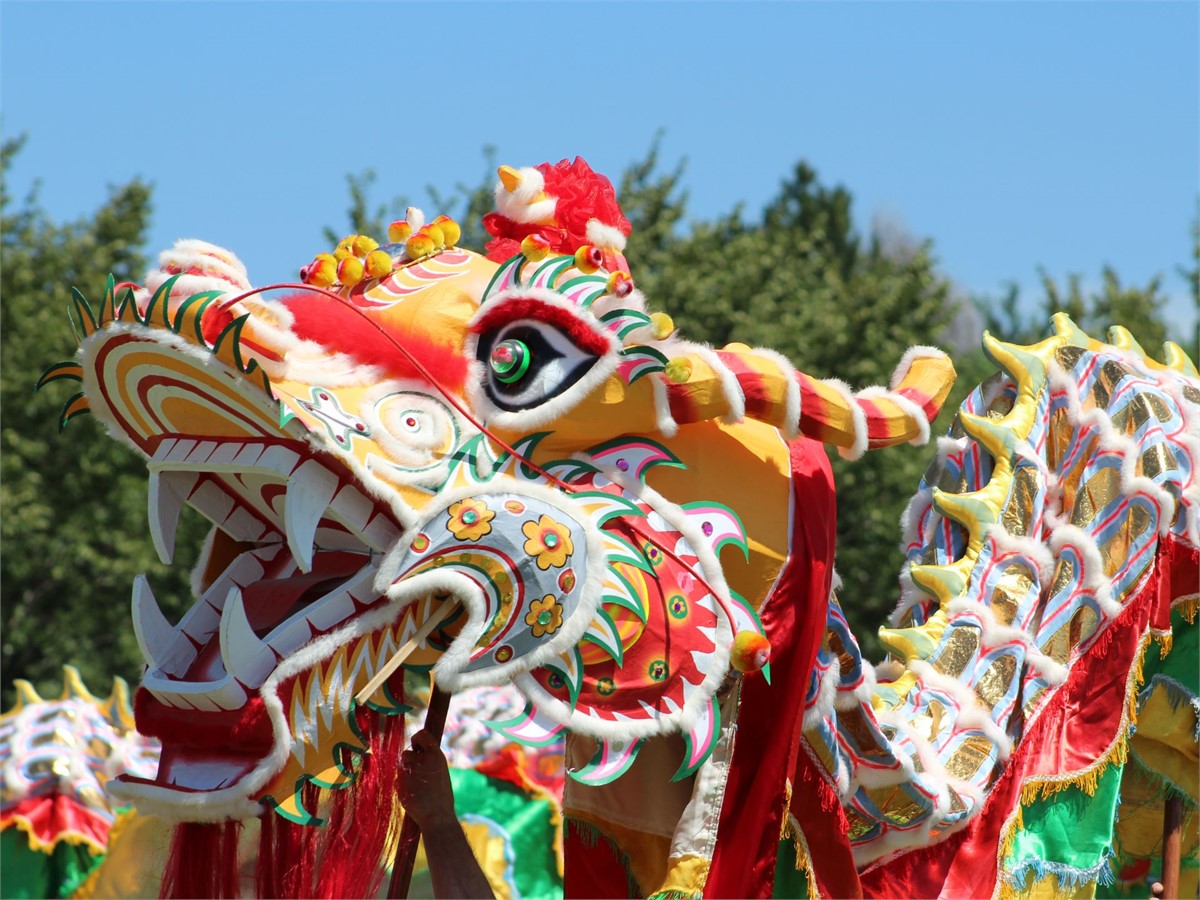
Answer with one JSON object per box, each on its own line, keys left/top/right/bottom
{"left": 376, "top": 490, "right": 596, "bottom": 687}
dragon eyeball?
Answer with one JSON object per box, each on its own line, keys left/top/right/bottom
{"left": 490, "top": 339, "right": 531, "bottom": 384}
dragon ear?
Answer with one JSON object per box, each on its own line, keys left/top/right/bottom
{"left": 660, "top": 343, "right": 956, "bottom": 459}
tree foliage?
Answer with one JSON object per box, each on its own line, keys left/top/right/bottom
{"left": 1, "top": 138, "right": 204, "bottom": 705}
{"left": 981, "top": 266, "right": 1179, "bottom": 352}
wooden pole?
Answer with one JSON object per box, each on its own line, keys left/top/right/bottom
{"left": 387, "top": 683, "right": 453, "bottom": 899}
{"left": 355, "top": 601, "right": 459, "bottom": 706}
{"left": 1161, "top": 793, "right": 1183, "bottom": 900}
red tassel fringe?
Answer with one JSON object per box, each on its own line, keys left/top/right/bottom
{"left": 160, "top": 820, "right": 243, "bottom": 899}
{"left": 159, "top": 676, "right": 408, "bottom": 899}
{"left": 253, "top": 690, "right": 407, "bottom": 898}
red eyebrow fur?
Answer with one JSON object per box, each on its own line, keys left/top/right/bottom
{"left": 471, "top": 297, "right": 613, "bottom": 356}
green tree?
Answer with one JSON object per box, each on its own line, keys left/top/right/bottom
{"left": 324, "top": 147, "right": 499, "bottom": 252}
{"left": 981, "top": 266, "right": 1176, "bottom": 352}
{"left": 1182, "top": 204, "right": 1199, "bottom": 359}
{"left": 1, "top": 137, "right": 202, "bottom": 706}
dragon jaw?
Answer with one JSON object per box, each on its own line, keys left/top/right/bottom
{"left": 64, "top": 249, "right": 754, "bottom": 823}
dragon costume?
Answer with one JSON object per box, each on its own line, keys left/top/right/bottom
{"left": 34, "top": 158, "right": 1198, "bottom": 898}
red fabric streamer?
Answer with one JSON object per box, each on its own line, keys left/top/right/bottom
{"left": 706, "top": 438, "right": 846, "bottom": 898}
{"left": 252, "top": 677, "right": 407, "bottom": 899}
{"left": 859, "top": 537, "right": 1197, "bottom": 899}
{"left": 0, "top": 795, "right": 111, "bottom": 854}
{"left": 564, "top": 820, "right": 640, "bottom": 900}
{"left": 159, "top": 820, "right": 243, "bottom": 899}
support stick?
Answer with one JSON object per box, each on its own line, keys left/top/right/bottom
{"left": 355, "top": 601, "right": 459, "bottom": 706}
{"left": 387, "top": 682, "right": 453, "bottom": 900}
{"left": 1161, "top": 793, "right": 1183, "bottom": 900}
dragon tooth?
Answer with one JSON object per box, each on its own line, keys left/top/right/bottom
{"left": 219, "top": 586, "right": 275, "bottom": 688}
{"left": 132, "top": 575, "right": 180, "bottom": 672}
{"left": 360, "top": 514, "right": 402, "bottom": 553}
{"left": 283, "top": 461, "right": 339, "bottom": 572}
{"left": 190, "top": 441, "right": 218, "bottom": 463}
{"left": 331, "top": 485, "right": 372, "bottom": 532}
{"left": 205, "top": 442, "right": 243, "bottom": 467}
{"left": 147, "top": 469, "right": 199, "bottom": 565}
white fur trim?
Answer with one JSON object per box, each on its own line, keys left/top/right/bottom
{"left": 889, "top": 345, "right": 949, "bottom": 392}
{"left": 818, "top": 377, "right": 869, "bottom": 461}
{"left": 494, "top": 167, "right": 556, "bottom": 224}
{"left": 586, "top": 219, "right": 627, "bottom": 251}
{"left": 690, "top": 345, "right": 745, "bottom": 424}
{"left": 650, "top": 374, "right": 679, "bottom": 437}
{"left": 802, "top": 656, "right": 840, "bottom": 732}
{"left": 405, "top": 207, "right": 426, "bottom": 231}
{"left": 858, "top": 385, "right": 932, "bottom": 447}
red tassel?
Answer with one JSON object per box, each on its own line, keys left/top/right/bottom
{"left": 252, "top": 672, "right": 408, "bottom": 898}
{"left": 160, "top": 820, "right": 243, "bottom": 899}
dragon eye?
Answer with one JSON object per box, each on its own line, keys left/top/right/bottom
{"left": 476, "top": 319, "right": 602, "bottom": 412}
{"left": 490, "top": 339, "right": 531, "bottom": 384}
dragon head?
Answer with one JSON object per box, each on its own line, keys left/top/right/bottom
{"left": 42, "top": 162, "right": 955, "bottom": 834}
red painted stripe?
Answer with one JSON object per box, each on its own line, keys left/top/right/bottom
{"left": 716, "top": 351, "right": 771, "bottom": 422}
{"left": 858, "top": 396, "right": 892, "bottom": 442}
{"left": 667, "top": 379, "right": 701, "bottom": 423}
{"left": 797, "top": 373, "right": 836, "bottom": 442}
{"left": 898, "top": 385, "right": 939, "bottom": 420}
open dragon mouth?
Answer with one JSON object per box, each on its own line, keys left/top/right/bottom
{"left": 125, "top": 435, "right": 403, "bottom": 792}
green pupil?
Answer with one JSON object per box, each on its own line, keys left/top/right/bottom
{"left": 491, "top": 339, "right": 531, "bottom": 384}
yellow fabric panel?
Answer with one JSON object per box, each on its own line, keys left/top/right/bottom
{"left": 671, "top": 354, "right": 737, "bottom": 422}
{"left": 528, "top": 375, "right": 664, "bottom": 451}
{"left": 1130, "top": 687, "right": 1199, "bottom": 799}
{"left": 649, "top": 420, "right": 793, "bottom": 612}
{"left": 1023, "top": 874, "right": 1098, "bottom": 899}
{"left": 658, "top": 853, "right": 712, "bottom": 898}
{"left": 73, "top": 811, "right": 170, "bottom": 900}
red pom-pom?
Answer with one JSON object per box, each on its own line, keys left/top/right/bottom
{"left": 483, "top": 157, "right": 631, "bottom": 264}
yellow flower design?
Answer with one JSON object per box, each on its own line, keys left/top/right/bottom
{"left": 525, "top": 595, "right": 564, "bottom": 638}
{"left": 522, "top": 515, "right": 574, "bottom": 569}
{"left": 447, "top": 498, "right": 495, "bottom": 541}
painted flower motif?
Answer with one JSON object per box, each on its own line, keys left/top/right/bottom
{"left": 447, "top": 498, "right": 495, "bottom": 541}
{"left": 522, "top": 515, "right": 574, "bottom": 569}
{"left": 525, "top": 595, "right": 564, "bottom": 638}
{"left": 648, "top": 659, "right": 669, "bottom": 682}
{"left": 642, "top": 542, "right": 664, "bottom": 568}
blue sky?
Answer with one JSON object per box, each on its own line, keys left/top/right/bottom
{"left": 4, "top": 2, "right": 1197, "bottom": 344}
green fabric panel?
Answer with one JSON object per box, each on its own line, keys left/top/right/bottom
{"left": 772, "top": 836, "right": 811, "bottom": 899}
{"left": 1144, "top": 611, "right": 1198, "bottom": 693}
{"left": 1003, "top": 759, "right": 1124, "bottom": 893}
{"left": 449, "top": 768, "right": 563, "bottom": 900}
{"left": 55, "top": 841, "right": 103, "bottom": 898}
{"left": 0, "top": 830, "right": 99, "bottom": 900}
{"left": 1, "top": 830, "right": 54, "bottom": 900}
